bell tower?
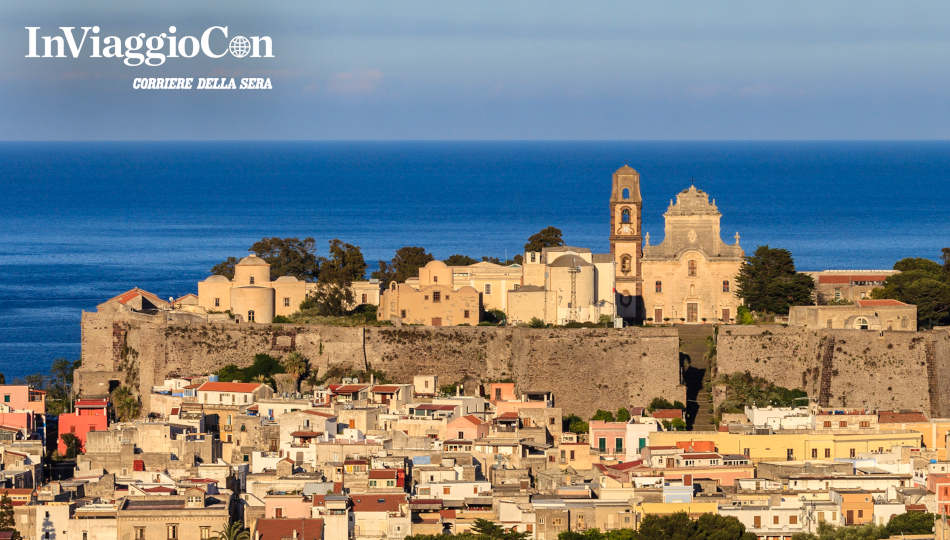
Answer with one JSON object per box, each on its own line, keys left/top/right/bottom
{"left": 609, "top": 165, "right": 643, "bottom": 320}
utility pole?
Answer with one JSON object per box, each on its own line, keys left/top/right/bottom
{"left": 568, "top": 259, "right": 580, "bottom": 322}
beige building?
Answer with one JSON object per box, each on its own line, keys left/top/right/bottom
{"left": 640, "top": 185, "right": 744, "bottom": 324}
{"left": 378, "top": 260, "right": 480, "bottom": 326}
{"left": 196, "top": 254, "right": 380, "bottom": 323}
{"left": 449, "top": 261, "right": 522, "bottom": 312}
{"left": 508, "top": 246, "right": 615, "bottom": 325}
{"left": 788, "top": 299, "right": 917, "bottom": 331}
{"left": 197, "top": 254, "right": 306, "bottom": 323}
{"left": 805, "top": 270, "right": 899, "bottom": 304}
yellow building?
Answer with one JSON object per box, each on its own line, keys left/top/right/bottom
{"left": 449, "top": 261, "right": 522, "bottom": 312}
{"left": 788, "top": 299, "right": 917, "bottom": 331}
{"left": 378, "top": 260, "right": 480, "bottom": 326}
{"left": 641, "top": 185, "right": 744, "bottom": 324}
{"left": 648, "top": 430, "right": 922, "bottom": 463}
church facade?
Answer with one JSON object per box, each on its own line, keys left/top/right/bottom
{"left": 610, "top": 167, "right": 744, "bottom": 324}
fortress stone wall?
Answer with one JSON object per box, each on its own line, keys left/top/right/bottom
{"left": 77, "top": 309, "right": 950, "bottom": 419}
{"left": 76, "top": 309, "right": 683, "bottom": 417}
{"left": 715, "top": 325, "right": 950, "bottom": 417}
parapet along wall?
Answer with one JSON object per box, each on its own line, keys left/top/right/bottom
{"left": 716, "top": 325, "right": 950, "bottom": 417}
{"left": 76, "top": 309, "right": 683, "bottom": 417}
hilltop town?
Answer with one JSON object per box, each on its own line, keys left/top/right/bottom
{"left": 1, "top": 166, "right": 949, "bottom": 540}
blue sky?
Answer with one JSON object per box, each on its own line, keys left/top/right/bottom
{"left": 1, "top": 1, "right": 949, "bottom": 140}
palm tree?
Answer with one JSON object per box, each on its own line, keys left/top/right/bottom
{"left": 111, "top": 386, "right": 140, "bottom": 422}
{"left": 281, "top": 352, "right": 309, "bottom": 392}
{"left": 216, "top": 521, "right": 249, "bottom": 540}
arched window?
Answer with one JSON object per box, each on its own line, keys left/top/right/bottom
{"left": 622, "top": 188, "right": 630, "bottom": 199}
{"left": 854, "top": 317, "right": 869, "bottom": 330}
{"left": 688, "top": 260, "right": 697, "bottom": 277}
{"left": 621, "top": 208, "right": 631, "bottom": 223}
{"left": 247, "top": 310, "right": 255, "bottom": 322}
{"left": 620, "top": 255, "right": 632, "bottom": 274}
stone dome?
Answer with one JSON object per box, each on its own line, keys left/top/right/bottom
{"left": 237, "top": 254, "right": 269, "bottom": 266}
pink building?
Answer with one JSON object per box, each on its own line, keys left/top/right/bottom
{"left": 442, "top": 415, "right": 489, "bottom": 441}
{"left": 590, "top": 420, "right": 628, "bottom": 455}
{"left": 487, "top": 382, "right": 517, "bottom": 403}
{"left": 0, "top": 386, "right": 46, "bottom": 415}
{"left": 57, "top": 399, "right": 108, "bottom": 455}
{"left": 265, "top": 493, "right": 313, "bottom": 518}
{"left": 928, "top": 473, "right": 950, "bottom": 515}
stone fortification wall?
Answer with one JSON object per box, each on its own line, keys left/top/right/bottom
{"left": 76, "top": 310, "right": 683, "bottom": 417}
{"left": 716, "top": 325, "right": 950, "bottom": 416}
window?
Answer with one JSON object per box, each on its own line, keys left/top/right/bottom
{"left": 818, "top": 512, "right": 825, "bottom": 522}
{"left": 400, "top": 310, "right": 406, "bottom": 318}
{"left": 249, "top": 276, "right": 255, "bottom": 285}
{"left": 839, "top": 421, "right": 847, "bottom": 428}
{"left": 247, "top": 310, "right": 255, "bottom": 322}
{"left": 2, "top": 395, "right": 7, "bottom": 403}
{"left": 824, "top": 448, "right": 831, "bottom": 458}
{"left": 200, "top": 527, "right": 211, "bottom": 539}
{"left": 823, "top": 421, "right": 832, "bottom": 428}
{"left": 283, "top": 297, "right": 290, "bottom": 307}
{"left": 432, "top": 291, "right": 441, "bottom": 303}
{"left": 811, "top": 448, "right": 817, "bottom": 459}
{"left": 789, "top": 515, "right": 798, "bottom": 525}
{"left": 621, "top": 208, "right": 631, "bottom": 223}
{"left": 83, "top": 533, "right": 88, "bottom": 540}
{"left": 570, "top": 450, "right": 575, "bottom": 460}
{"left": 854, "top": 317, "right": 870, "bottom": 330}
{"left": 857, "top": 509, "right": 863, "bottom": 518}
{"left": 464, "top": 310, "right": 470, "bottom": 318}
{"left": 655, "top": 281, "right": 662, "bottom": 293}
{"left": 688, "top": 260, "right": 697, "bottom": 277}
{"left": 135, "top": 528, "right": 145, "bottom": 540}
{"left": 362, "top": 294, "right": 368, "bottom": 304}
{"left": 850, "top": 448, "right": 856, "bottom": 458}
{"left": 444, "top": 487, "right": 451, "bottom": 495}
{"left": 167, "top": 524, "right": 179, "bottom": 540}
{"left": 530, "top": 253, "right": 537, "bottom": 263}
{"left": 834, "top": 288, "right": 841, "bottom": 300}
{"left": 275, "top": 507, "right": 283, "bottom": 518}
{"left": 615, "top": 438, "right": 623, "bottom": 452}
{"left": 485, "top": 284, "right": 491, "bottom": 294}
{"left": 433, "top": 275, "right": 438, "bottom": 283}
{"left": 859, "top": 421, "right": 870, "bottom": 428}
{"left": 722, "top": 280, "right": 729, "bottom": 293}
{"left": 773, "top": 515, "right": 779, "bottom": 525}
{"left": 598, "top": 438, "right": 606, "bottom": 452}
{"left": 214, "top": 297, "right": 220, "bottom": 307}
{"left": 622, "top": 188, "right": 630, "bottom": 199}
{"left": 753, "top": 516, "right": 761, "bottom": 528}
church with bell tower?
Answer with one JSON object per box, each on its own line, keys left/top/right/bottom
{"left": 608, "top": 165, "right": 744, "bottom": 324}
{"left": 609, "top": 165, "right": 644, "bottom": 320}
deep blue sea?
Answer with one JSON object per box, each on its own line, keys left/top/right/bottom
{"left": 0, "top": 141, "right": 948, "bottom": 379}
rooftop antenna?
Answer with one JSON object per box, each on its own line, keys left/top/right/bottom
{"left": 568, "top": 256, "right": 581, "bottom": 322}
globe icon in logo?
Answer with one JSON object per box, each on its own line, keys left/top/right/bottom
{"left": 229, "top": 36, "right": 251, "bottom": 58}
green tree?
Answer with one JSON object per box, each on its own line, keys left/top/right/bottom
{"left": 111, "top": 385, "right": 141, "bottom": 422}
{"left": 616, "top": 407, "right": 631, "bottom": 422}
{"left": 300, "top": 283, "right": 354, "bottom": 316}
{"left": 47, "top": 357, "right": 80, "bottom": 414}
{"left": 735, "top": 246, "right": 814, "bottom": 314}
{"left": 372, "top": 246, "right": 434, "bottom": 287}
{"left": 563, "top": 414, "right": 589, "bottom": 434}
{"left": 591, "top": 409, "right": 615, "bottom": 422}
{"left": 61, "top": 433, "right": 81, "bottom": 459}
{"left": 872, "top": 254, "right": 950, "bottom": 328}
{"left": 885, "top": 511, "right": 935, "bottom": 535}
{"left": 318, "top": 239, "right": 367, "bottom": 283}
{"left": 469, "top": 518, "right": 529, "bottom": 540}
{"left": 524, "top": 226, "right": 565, "bottom": 252}
{"left": 635, "top": 512, "right": 756, "bottom": 540}
{"left": 218, "top": 354, "right": 285, "bottom": 384}
{"left": 281, "top": 352, "right": 309, "bottom": 392}
{"left": 528, "top": 317, "right": 546, "bottom": 328}
{"left": 444, "top": 254, "right": 479, "bottom": 266}
{"left": 716, "top": 371, "right": 808, "bottom": 414}
{"left": 216, "top": 520, "right": 251, "bottom": 540}
{"left": 0, "top": 494, "right": 19, "bottom": 539}
{"left": 212, "top": 237, "right": 321, "bottom": 280}
{"left": 736, "top": 305, "right": 756, "bottom": 324}
{"left": 648, "top": 397, "right": 684, "bottom": 412}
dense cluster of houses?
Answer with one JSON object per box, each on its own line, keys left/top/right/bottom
{"left": 1, "top": 378, "right": 950, "bottom": 539}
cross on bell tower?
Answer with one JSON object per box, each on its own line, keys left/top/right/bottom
{"left": 609, "top": 165, "right": 643, "bottom": 320}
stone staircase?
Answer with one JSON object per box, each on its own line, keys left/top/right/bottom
{"left": 677, "top": 325, "right": 716, "bottom": 431}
